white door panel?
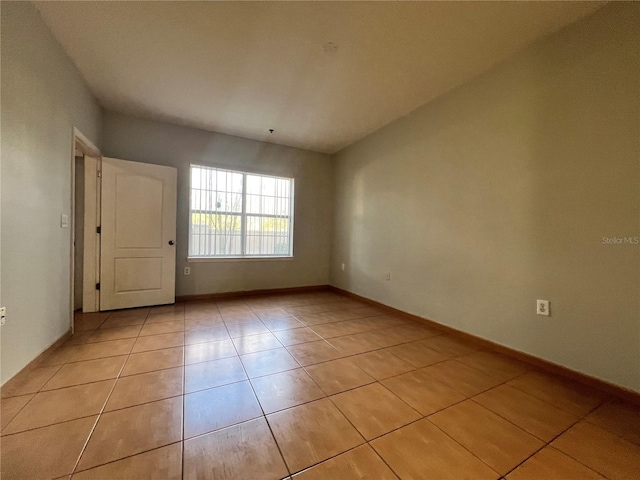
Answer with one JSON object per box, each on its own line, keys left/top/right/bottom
{"left": 100, "top": 157, "right": 177, "bottom": 310}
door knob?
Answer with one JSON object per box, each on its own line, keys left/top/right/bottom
{"left": 168, "top": 240, "right": 175, "bottom": 245}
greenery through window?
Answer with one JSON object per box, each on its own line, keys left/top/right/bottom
{"left": 189, "top": 165, "right": 294, "bottom": 258}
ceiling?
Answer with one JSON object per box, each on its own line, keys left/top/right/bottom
{"left": 35, "top": 1, "right": 604, "bottom": 154}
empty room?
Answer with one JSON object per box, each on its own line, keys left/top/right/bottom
{"left": 1, "top": 1, "right": 639, "bottom": 479}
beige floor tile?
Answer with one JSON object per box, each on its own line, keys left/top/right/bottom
{"left": 311, "top": 321, "right": 364, "bottom": 339}
{"left": 371, "top": 418, "right": 498, "bottom": 480}
{"left": 1, "top": 395, "right": 34, "bottom": 431}
{"left": 430, "top": 400, "right": 544, "bottom": 475}
{"left": 186, "top": 304, "right": 219, "bottom": 315}
{"left": 149, "top": 303, "right": 184, "bottom": 315}
{"left": 392, "top": 324, "right": 441, "bottom": 341}
{"left": 185, "top": 339, "right": 236, "bottom": 364}
{"left": 145, "top": 312, "right": 184, "bottom": 324}
{"left": 305, "top": 358, "right": 375, "bottom": 395}
{"left": 263, "top": 316, "right": 304, "bottom": 331}
{"left": 273, "top": 327, "right": 323, "bottom": 346}
{"left": 255, "top": 308, "right": 290, "bottom": 321}
{"left": 267, "top": 398, "right": 365, "bottom": 473}
{"left": 386, "top": 342, "right": 449, "bottom": 368}
{"left": 240, "top": 348, "right": 300, "bottom": 378}
{"left": 139, "top": 320, "right": 184, "bottom": 337}
{"left": 251, "top": 368, "right": 325, "bottom": 414}
{"left": 108, "top": 308, "right": 149, "bottom": 320}
{"left": 419, "top": 335, "right": 481, "bottom": 357}
{"left": 77, "top": 397, "right": 183, "bottom": 471}
{"left": 355, "top": 328, "right": 411, "bottom": 348}
{"left": 332, "top": 383, "right": 421, "bottom": 440}
{"left": 63, "top": 331, "right": 94, "bottom": 346}
{"left": 552, "top": 421, "right": 640, "bottom": 480}
{"left": 184, "top": 417, "right": 288, "bottom": 480}
{"left": 508, "top": 371, "right": 607, "bottom": 416}
{"left": 43, "top": 356, "right": 127, "bottom": 390}
{"left": 475, "top": 384, "right": 579, "bottom": 442}
{"left": 507, "top": 447, "right": 606, "bottom": 480}
{"left": 221, "top": 313, "right": 260, "bottom": 325}
{"left": 75, "top": 317, "right": 107, "bottom": 332}
{"left": 457, "top": 351, "right": 530, "bottom": 381}
{"left": 226, "top": 321, "right": 270, "bottom": 338}
{"left": 292, "top": 444, "right": 397, "bottom": 480}
{"left": 1, "top": 366, "right": 61, "bottom": 397}
{"left": 185, "top": 315, "right": 224, "bottom": 330}
{"left": 99, "top": 315, "right": 146, "bottom": 329}
{"left": 586, "top": 401, "right": 640, "bottom": 446}
{"left": 232, "top": 332, "right": 283, "bottom": 354}
{"left": 362, "top": 315, "right": 409, "bottom": 330}
{"left": 184, "top": 380, "right": 262, "bottom": 438}
{"left": 184, "top": 326, "right": 230, "bottom": 345}
{"left": 122, "top": 347, "right": 184, "bottom": 376}
{"left": 72, "top": 443, "right": 182, "bottom": 480}
{"left": 42, "top": 339, "right": 135, "bottom": 365}
{"left": 347, "top": 317, "right": 390, "bottom": 334}
{"left": 106, "top": 367, "right": 183, "bottom": 411}
{"left": 286, "top": 305, "right": 332, "bottom": 316}
{"left": 296, "top": 313, "right": 341, "bottom": 327}
{"left": 347, "top": 306, "right": 388, "bottom": 318}
{"left": 351, "top": 350, "right": 415, "bottom": 380}
{"left": 382, "top": 369, "right": 466, "bottom": 416}
{"left": 328, "top": 333, "right": 384, "bottom": 355}
{"left": 423, "top": 359, "right": 501, "bottom": 397}
{"left": 132, "top": 332, "right": 185, "bottom": 353}
{"left": 86, "top": 325, "right": 142, "bottom": 343}
{"left": 3, "top": 380, "right": 114, "bottom": 434}
{"left": 75, "top": 311, "right": 112, "bottom": 322}
{"left": 185, "top": 356, "right": 247, "bottom": 393}
{"left": 0, "top": 416, "right": 97, "bottom": 480}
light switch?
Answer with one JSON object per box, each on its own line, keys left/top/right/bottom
{"left": 60, "top": 214, "right": 69, "bottom": 228}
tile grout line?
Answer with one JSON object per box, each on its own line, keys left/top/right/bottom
{"left": 70, "top": 306, "right": 151, "bottom": 476}
{"left": 246, "top": 302, "right": 296, "bottom": 477}
{"left": 181, "top": 303, "right": 189, "bottom": 480}
{"left": 7, "top": 293, "right": 634, "bottom": 479}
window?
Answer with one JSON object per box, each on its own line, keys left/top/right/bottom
{"left": 189, "top": 165, "right": 294, "bottom": 258}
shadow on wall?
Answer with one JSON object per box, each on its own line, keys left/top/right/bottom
{"left": 332, "top": 3, "right": 639, "bottom": 391}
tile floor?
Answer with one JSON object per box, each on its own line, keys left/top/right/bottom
{"left": 1, "top": 291, "right": 639, "bottom": 480}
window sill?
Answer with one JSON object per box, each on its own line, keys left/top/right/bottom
{"left": 187, "top": 256, "right": 294, "bottom": 263}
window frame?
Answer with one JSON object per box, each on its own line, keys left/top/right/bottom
{"left": 187, "top": 164, "right": 295, "bottom": 260}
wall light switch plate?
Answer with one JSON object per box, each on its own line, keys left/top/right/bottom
{"left": 385, "top": 272, "right": 391, "bottom": 281}
{"left": 537, "top": 299, "right": 550, "bottom": 316}
{"left": 60, "top": 214, "right": 69, "bottom": 228}
{"left": 341, "top": 263, "right": 345, "bottom": 271}
{"left": 0, "top": 307, "right": 6, "bottom": 326}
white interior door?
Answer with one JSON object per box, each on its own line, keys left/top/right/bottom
{"left": 100, "top": 157, "right": 177, "bottom": 310}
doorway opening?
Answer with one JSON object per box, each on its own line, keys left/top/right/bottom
{"left": 70, "top": 128, "right": 101, "bottom": 333}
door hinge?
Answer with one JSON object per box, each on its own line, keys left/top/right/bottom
{"left": 96, "top": 283, "right": 101, "bottom": 290}
{"left": 97, "top": 170, "right": 102, "bottom": 178}
{"left": 97, "top": 226, "right": 101, "bottom": 234}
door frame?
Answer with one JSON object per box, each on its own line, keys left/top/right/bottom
{"left": 70, "top": 127, "right": 101, "bottom": 333}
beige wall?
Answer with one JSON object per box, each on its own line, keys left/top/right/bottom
{"left": 331, "top": 3, "right": 640, "bottom": 392}
{"left": 1, "top": 2, "right": 103, "bottom": 383}
{"left": 102, "top": 111, "right": 333, "bottom": 297}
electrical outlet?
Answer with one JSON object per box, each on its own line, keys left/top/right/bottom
{"left": 537, "top": 299, "right": 550, "bottom": 316}
{"left": 341, "top": 263, "right": 345, "bottom": 271}
{"left": 385, "top": 272, "right": 391, "bottom": 281}
{"left": 0, "top": 307, "right": 6, "bottom": 326}
{"left": 184, "top": 267, "right": 191, "bottom": 276}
